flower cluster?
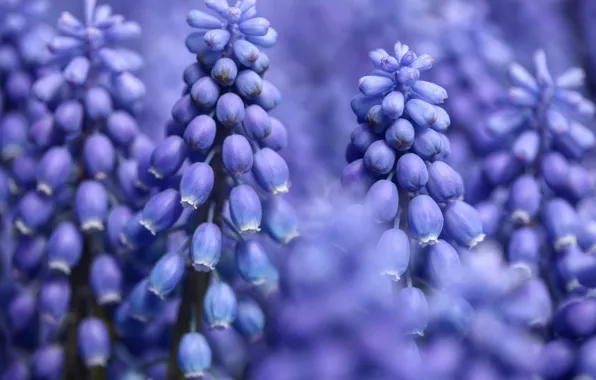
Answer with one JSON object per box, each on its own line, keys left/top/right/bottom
{"left": 1, "top": 0, "right": 151, "bottom": 377}
{"left": 343, "top": 43, "right": 484, "bottom": 333}
{"left": 462, "top": 51, "right": 596, "bottom": 378}
{"left": 474, "top": 51, "right": 594, "bottom": 276}
{"left": 112, "top": 0, "right": 296, "bottom": 377}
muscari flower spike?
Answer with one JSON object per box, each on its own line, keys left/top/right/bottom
{"left": 345, "top": 40, "right": 484, "bottom": 268}
{"left": 115, "top": 1, "right": 293, "bottom": 377}
{"left": 0, "top": 0, "right": 162, "bottom": 375}
{"left": 477, "top": 51, "right": 596, "bottom": 283}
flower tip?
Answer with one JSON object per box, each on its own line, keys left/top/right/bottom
{"left": 181, "top": 196, "right": 200, "bottom": 209}
{"left": 14, "top": 219, "right": 33, "bottom": 235}
{"left": 36, "top": 183, "right": 53, "bottom": 196}
{"left": 48, "top": 261, "right": 72, "bottom": 275}
{"left": 139, "top": 219, "right": 158, "bottom": 235}
{"left": 148, "top": 166, "right": 164, "bottom": 179}
{"left": 81, "top": 219, "right": 105, "bottom": 232}
{"left": 466, "top": 233, "right": 486, "bottom": 249}
{"left": 554, "top": 234, "right": 578, "bottom": 252}
{"left": 97, "top": 292, "right": 121, "bottom": 305}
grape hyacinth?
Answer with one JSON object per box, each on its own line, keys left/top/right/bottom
{"left": 115, "top": 0, "right": 295, "bottom": 377}
{"left": 477, "top": 51, "right": 595, "bottom": 281}
{"left": 466, "top": 50, "right": 596, "bottom": 377}
{"left": 1, "top": 0, "right": 149, "bottom": 377}
{"left": 344, "top": 41, "right": 484, "bottom": 337}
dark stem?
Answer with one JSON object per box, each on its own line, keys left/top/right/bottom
{"left": 166, "top": 126, "right": 229, "bottom": 379}
{"left": 64, "top": 235, "right": 95, "bottom": 380}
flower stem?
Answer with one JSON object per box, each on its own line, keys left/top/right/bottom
{"left": 166, "top": 125, "right": 230, "bottom": 379}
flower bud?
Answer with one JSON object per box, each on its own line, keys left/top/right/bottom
{"left": 233, "top": 40, "right": 259, "bottom": 66}
{"left": 180, "top": 162, "right": 214, "bottom": 209}
{"left": 141, "top": 189, "right": 184, "bottom": 235}
{"left": 216, "top": 92, "right": 245, "bottom": 127}
{"left": 243, "top": 104, "right": 271, "bottom": 140}
{"left": 184, "top": 115, "right": 216, "bottom": 152}
{"left": 252, "top": 148, "right": 290, "bottom": 194}
{"left": 149, "top": 136, "right": 187, "bottom": 179}
{"left": 204, "top": 29, "right": 231, "bottom": 51}
{"left": 223, "top": 134, "right": 254, "bottom": 175}
{"left": 365, "top": 179, "right": 399, "bottom": 223}
{"left": 178, "top": 333, "right": 212, "bottom": 378}
{"left": 543, "top": 198, "right": 579, "bottom": 251}
{"left": 358, "top": 75, "right": 394, "bottom": 96}
{"left": 262, "top": 197, "right": 299, "bottom": 244}
{"left": 149, "top": 253, "right": 186, "bottom": 299}
{"left": 85, "top": 86, "right": 113, "bottom": 120}
{"left": 428, "top": 240, "right": 461, "bottom": 287}
{"left": 508, "top": 227, "right": 541, "bottom": 276}
{"left": 234, "top": 298, "right": 265, "bottom": 340}
{"left": 204, "top": 281, "right": 238, "bottom": 329}
{"left": 106, "top": 111, "right": 139, "bottom": 148}
{"left": 191, "top": 76, "right": 221, "bottom": 109}
{"left": 229, "top": 185, "right": 262, "bottom": 233}
{"left": 191, "top": 223, "right": 222, "bottom": 271}
{"left": 32, "top": 345, "right": 64, "bottom": 380}
{"left": 83, "top": 133, "right": 115, "bottom": 179}
{"left": 211, "top": 57, "right": 237, "bottom": 86}
{"left": 75, "top": 180, "right": 108, "bottom": 231}
{"left": 235, "top": 70, "right": 263, "bottom": 99}
{"left": 172, "top": 94, "right": 199, "bottom": 126}
{"left": 396, "top": 153, "right": 428, "bottom": 193}
{"left": 78, "top": 317, "right": 110, "bottom": 367}
{"left": 408, "top": 194, "right": 443, "bottom": 245}
{"left": 426, "top": 161, "right": 464, "bottom": 203}
{"left": 382, "top": 91, "right": 405, "bottom": 119}
{"left": 507, "top": 175, "right": 541, "bottom": 224}
{"left": 363, "top": 140, "right": 396, "bottom": 175}
{"left": 129, "top": 279, "right": 163, "bottom": 321}
{"left": 47, "top": 222, "right": 83, "bottom": 274}
{"left": 235, "top": 240, "right": 274, "bottom": 285}
{"left": 376, "top": 228, "right": 410, "bottom": 281}
{"left": 351, "top": 123, "right": 377, "bottom": 153}
{"left": 12, "top": 236, "right": 46, "bottom": 279}
{"left": 412, "top": 80, "right": 447, "bottom": 104}
{"left": 255, "top": 80, "right": 280, "bottom": 111}
{"left": 38, "top": 276, "right": 71, "bottom": 325}
{"left": 443, "top": 200, "right": 485, "bottom": 248}
{"left": 396, "top": 287, "right": 429, "bottom": 335}
{"left": 121, "top": 212, "right": 156, "bottom": 249}
{"left": 90, "top": 254, "right": 122, "bottom": 305}
{"left": 36, "top": 146, "right": 72, "bottom": 196}
{"left": 15, "top": 191, "right": 54, "bottom": 234}
{"left": 385, "top": 118, "right": 415, "bottom": 150}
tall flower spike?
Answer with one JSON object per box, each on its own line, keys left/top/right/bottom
{"left": 122, "top": 1, "right": 292, "bottom": 377}
{"left": 343, "top": 41, "right": 484, "bottom": 325}
{"left": 2, "top": 0, "right": 154, "bottom": 375}
{"left": 477, "top": 51, "right": 595, "bottom": 287}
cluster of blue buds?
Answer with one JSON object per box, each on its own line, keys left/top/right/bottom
{"left": 0, "top": 0, "right": 152, "bottom": 377}
{"left": 462, "top": 51, "right": 596, "bottom": 378}
{"left": 112, "top": 0, "right": 296, "bottom": 377}
{"left": 473, "top": 51, "right": 595, "bottom": 279}
{"left": 343, "top": 41, "right": 485, "bottom": 337}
